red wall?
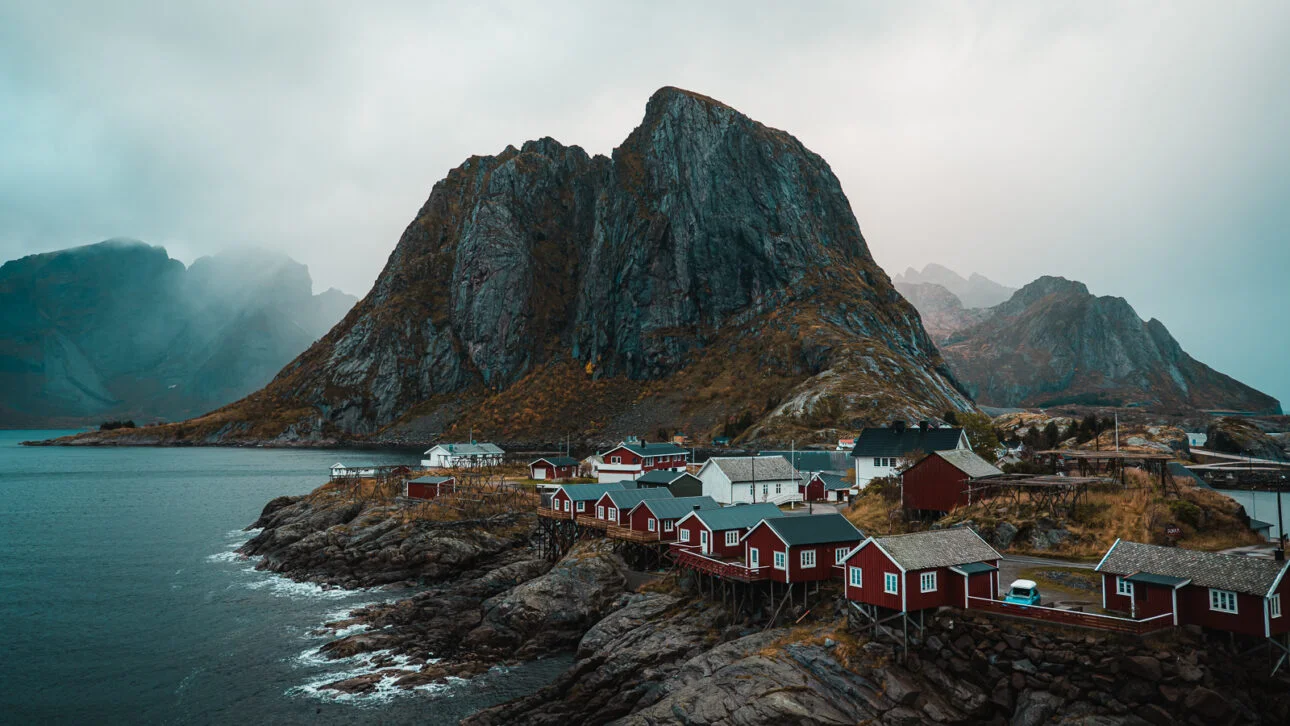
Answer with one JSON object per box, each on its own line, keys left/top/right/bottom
{"left": 1177, "top": 587, "right": 1267, "bottom": 637}
{"left": 603, "top": 447, "right": 690, "bottom": 473}
{"left": 902, "top": 453, "right": 971, "bottom": 513}
{"left": 802, "top": 478, "right": 825, "bottom": 502}
{"left": 745, "top": 524, "right": 858, "bottom": 584}
{"left": 408, "top": 479, "right": 454, "bottom": 500}
{"left": 531, "top": 462, "right": 576, "bottom": 480}
{"left": 844, "top": 543, "right": 903, "bottom": 609}
{"left": 594, "top": 494, "right": 632, "bottom": 524}
{"left": 674, "top": 517, "right": 748, "bottom": 556}
{"left": 847, "top": 546, "right": 999, "bottom": 612}
{"left": 626, "top": 504, "right": 681, "bottom": 538}
{"left": 675, "top": 517, "right": 710, "bottom": 552}
{"left": 551, "top": 489, "right": 570, "bottom": 512}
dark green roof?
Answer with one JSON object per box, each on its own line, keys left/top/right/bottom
{"left": 559, "top": 482, "right": 627, "bottom": 501}
{"left": 408, "top": 475, "right": 454, "bottom": 484}
{"left": 761, "top": 513, "right": 863, "bottom": 546}
{"left": 951, "top": 561, "right": 998, "bottom": 575}
{"left": 687, "top": 503, "right": 785, "bottom": 532}
{"left": 617, "top": 442, "right": 690, "bottom": 457}
{"left": 635, "top": 496, "right": 720, "bottom": 520}
{"left": 533, "top": 456, "right": 579, "bottom": 467}
{"left": 812, "top": 472, "right": 851, "bottom": 491}
{"left": 635, "top": 469, "right": 695, "bottom": 485}
{"left": 604, "top": 488, "right": 673, "bottom": 509}
{"left": 851, "top": 426, "right": 964, "bottom": 458}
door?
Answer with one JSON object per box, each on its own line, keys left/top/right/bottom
{"left": 750, "top": 547, "right": 760, "bottom": 569}
{"left": 533, "top": 467, "right": 546, "bottom": 480}
{"left": 700, "top": 530, "right": 710, "bottom": 554}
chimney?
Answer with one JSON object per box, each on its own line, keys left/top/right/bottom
{"left": 919, "top": 420, "right": 930, "bottom": 434}
{"left": 892, "top": 420, "right": 907, "bottom": 433}
{"left": 693, "top": 504, "right": 702, "bottom": 511}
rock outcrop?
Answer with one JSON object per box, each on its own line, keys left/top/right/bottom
{"left": 58, "top": 87, "right": 972, "bottom": 449}
{"left": 893, "top": 281, "right": 988, "bottom": 340}
{"left": 933, "top": 276, "right": 1280, "bottom": 413}
{"left": 0, "top": 239, "right": 355, "bottom": 427}
{"left": 1206, "top": 417, "right": 1287, "bottom": 460}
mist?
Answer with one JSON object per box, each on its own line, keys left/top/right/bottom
{"left": 1, "top": 1, "right": 1287, "bottom": 405}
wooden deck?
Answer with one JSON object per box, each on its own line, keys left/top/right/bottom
{"left": 537, "top": 507, "right": 573, "bottom": 521}
{"left": 967, "top": 597, "right": 1174, "bottom": 635}
{"left": 576, "top": 515, "right": 611, "bottom": 529}
{"left": 606, "top": 525, "right": 670, "bottom": 543}
{"left": 672, "top": 547, "right": 769, "bottom": 582}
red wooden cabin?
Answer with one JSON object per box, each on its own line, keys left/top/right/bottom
{"left": 548, "top": 482, "right": 626, "bottom": 518}
{"left": 405, "top": 475, "right": 456, "bottom": 500}
{"left": 529, "top": 456, "right": 579, "bottom": 481}
{"left": 842, "top": 528, "right": 1001, "bottom": 613}
{"left": 674, "top": 503, "right": 784, "bottom": 558}
{"left": 742, "top": 514, "right": 864, "bottom": 584}
{"left": 595, "top": 441, "right": 691, "bottom": 483}
{"left": 624, "top": 496, "right": 720, "bottom": 539}
{"left": 1096, "top": 539, "right": 1290, "bottom": 636}
{"left": 801, "top": 472, "right": 851, "bottom": 503}
{"left": 593, "top": 488, "right": 673, "bottom": 526}
{"left": 900, "top": 449, "right": 1002, "bottom": 516}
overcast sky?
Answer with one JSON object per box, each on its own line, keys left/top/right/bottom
{"left": 2, "top": 1, "right": 1287, "bottom": 407}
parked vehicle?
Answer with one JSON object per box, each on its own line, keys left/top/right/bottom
{"left": 1003, "top": 579, "right": 1042, "bottom": 605}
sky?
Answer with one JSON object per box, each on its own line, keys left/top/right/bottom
{"left": 2, "top": 1, "right": 1288, "bottom": 407}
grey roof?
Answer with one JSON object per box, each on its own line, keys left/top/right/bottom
{"left": 761, "top": 513, "right": 864, "bottom": 546}
{"left": 408, "top": 475, "right": 454, "bottom": 484}
{"left": 707, "top": 456, "right": 798, "bottom": 483}
{"left": 559, "top": 482, "right": 626, "bottom": 502}
{"left": 604, "top": 488, "right": 674, "bottom": 509}
{"left": 636, "top": 469, "right": 694, "bottom": 485}
{"left": 429, "top": 442, "right": 504, "bottom": 456}
{"left": 851, "top": 427, "right": 964, "bottom": 458}
{"left": 1097, "top": 540, "right": 1288, "bottom": 596}
{"left": 533, "top": 456, "right": 579, "bottom": 467}
{"left": 635, "top": 496, "right": 720, "bottom": 520}
{"left": 927, "top": 449, "right": 1003, "bottom": 479}
{"left": 873, "top": 528, "right": 1002, "bottom": 571}
{"left": 759, "top": 451, "right": 851, "bottom": 474}
{"left": 688, "top": 503, "right": 786, "bottom": 532}
{"left": 616, "top": 441, "right": 690, "bottom": 457}
{"left": 812, "top": 472, "right": 852, "bottom": 491}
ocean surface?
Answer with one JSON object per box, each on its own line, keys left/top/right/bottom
{"left": 0, "top": 431, "right": 568, "bottom": 725}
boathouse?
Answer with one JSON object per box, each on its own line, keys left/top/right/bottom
{"left": 404, "top": 475, "right": 456, "bottom": 500}
{"left": 623, "top": 496, "right": 720, "bottom": 540}
{"left": 842, "top": 528, "right": 1002, "bottom": 613}
{"left": 1095, "top": 539, "right": 1290, "bottom": 636}
{"left": 802, "top": 472, "right": 852, "bottom": 503}
{"left": 741, "top": 514, "right": 864, "bottom": 584}
{"left": 851, "top": 421, "right": 968, "bottom": 488}
{"left": 595, "top": 441, "right": 691, "bottom": 483}
{"left": 421, "top": 443, "right": 505, "bottom": 468}
{"left": 592, "top": 488, "right": 674, "bottom": 526}
{"left": 674, "top": 502, "right": 784, "bottom": 557}
{"left": 633, "top": 469, "right": 703, "bottom": 497}
{"left": 549, "top": 482, "right": 626, "bottom": 518}
{"left": 529, "top": 456, "right": 579, "bottom": 481}
{"left": 900, "top": 449, "right": 1003, "bottom": 516}
{"left": 697, "top": 456, "right": 801, "bottom": 505}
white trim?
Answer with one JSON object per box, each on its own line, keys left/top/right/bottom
{"left": 835, "top": 547, "right": 849, "bottom": 565}
{"left": 801, "top": 550, "right": 816, "bottom": 569}
{"left": 749, "top": 547, "right": 760, "bottom": 569}
{"left": 679, "top": 528, "right": 690, "bottom": 543}
{"left": 773, "top": 550, "right": 787, "bottom": 571}
{"left": 663, "top": 519, "right": 674, "bottom": 532}
{"left": 1272, "top": 593, "right": 1283, "bottom": 618}
{"left": 1094, "top": 538, "right": 1121, "bottom": 572}
{"left": 920, "top": 571, "right": 938, "bottom": 593}
{"left": 725, "top": 530, "right": 739, "bottom": 547}
{"left": 1115, "top": 575, "right": 1134, "bottom": 598}
{"left": 884, "top": 571, "right": 900, "bottom": 595}
{"left": 1267, "top": 561, "right": 1290, "bottom": 599}
{"left": 848, "top": 566, "right": 863, "bottom": 588}
{"left": 1209, "top": 588, "right": 1239, "bottom": 614}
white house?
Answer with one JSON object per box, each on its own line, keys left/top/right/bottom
{"left": 421, "top": 443, "right": 505, "bottom": 468}
{"left": 851, "top": 421, "right": 969, "bottom": 488}
{"left": 696, "top": 455, "right": 802, "bottom": 505}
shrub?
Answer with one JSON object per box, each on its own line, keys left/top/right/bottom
{"left": 99, "top": 420, "right": 136, "bottom": 431}
{"left": 1167, "top": 499, "right": 1203, "bottom": 529}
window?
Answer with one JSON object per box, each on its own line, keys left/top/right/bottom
{"left": 597, "top": 505, "right": 605, "bottom": 518}
{"left": 920, "top": 572, "right": 937, "bottom": 593}
{"left": 762, "top": 483, "right": 769, "bottom": 498}
{"left": 1272, "top": 594, "right": 1282, "bottom": 619}
{"left": 774, "top": 551, "right": 787, "bottom": 570}
{"left": 884, "top": 572, "right": 899, "bottom": 594}
{"left": 563, "top": 499, "right": 570, "bottom": 512}
{"left": 801, "top": 550, "right": 816, "bottom": 568}
{"left": 725, "top": 531, "right": 739, "bottom": 547}
{"left": 608, "top": 507, "right": 617, "bottom": 521}
{"left": 749, "top": 484, "right": 756, "bottom": 500}
{"left": 648, "top": 518, "right": 656, "bottom": 532}
{"left": 1210, "top": 589, "right": 1238, "bottom": 614}
{"left": 835, "top": 547, "right": 849, "bottom": 565}
{"left": 1116, "top": 576, "right": 1133, "bottom": 597}
{"left": 553, "top": 498, "right": 560, "bottom": 510}
{"left": 775, "top": 482, "right": 782, "bottom": 494}
{"left": 611, "top": 456, "right": 621, "bottom": 464}
{"left": 874, "top": 458, "right": 881, "bottom": 467}
{"left": 663, "top": 520, "right": 674, "bottom": 532}
{"left": 849, "top": 567, "right": 863, "bottom": 587}
{"left": 576, "top": 501, "right": 585, "bottom": 512}
{"left": 679, "top": 529, "right": 690, "bottom": 543}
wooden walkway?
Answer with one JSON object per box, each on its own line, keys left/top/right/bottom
{"left": 672, "top": 547, "right": 769, "bottom": 582}
{"left": 966, "top": 596, "right": 1174, "bottom": 635}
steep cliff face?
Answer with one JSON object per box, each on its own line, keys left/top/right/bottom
{"left": 0, "top": 239, "right": 356, "bottom": 426}
{"left": 83, "top": 87, "right": 972, "bottom": 446}
{"left": 892, "top": 281, "right": 987, "bottom": 341}
{"left": 936, "top": 276, "right": 1280, "bottom": 413}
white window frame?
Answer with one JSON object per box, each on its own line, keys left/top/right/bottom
{"left": 563, "top": 499, "right": 570, "bottom": 512}
{"left": 762, "top": 483, "right": 769, "bottom": 498}
{"left": 873, "top": 457, "right": 881, "bottom": 466}
{"left": 648, "top": 518, "right": 656, "bottom": 532}
{"left": 775, "top": 482, "right": 782, "bottom": 494}
{"left": 1116, "top": 576, "right": 1133, "bottom": 597}
{"left": 576, "top": 501, "right": 585, "bottom": 512}
{"left": 835, "top": 547, "right": 848, "bottom": 565}
{"left": 801, "top": 550, "right": 816, "bottom": 568}
{"left": 884, "top": 572, "right": 899, "bottom": 594}
{"left": 920, "top": 571, "right": 937, "bottom": 593}
{"left": 1210, "top": 588, "right": 1238, "bottom": 614}
{"left": 679, "top": 528, "right": 690, "bottom": 543}
{"left": 608, "top": 507, "right": 617, "bottom": 521}
{"left": 597, "top": 505, "right": 605, "bottom": 518}
{"left": 611, "top": 456, "right": 621, "bottom": 464}
{"left": 663, "top": 519, "right": 674, "bottom": 532}
{"left": 849, "top": 566, "right": 863, "bottom": 587}
{"left": 725, "top": 531, "right": 739, "bottom": 547}
{"left": 553, "top": 498, "right": 560, "bottom": 510}
{"left": 773, "top": 551, "right": 786, "bottom": 570}
{"left": 1271, "top": 594, "right": 1282, "bottom": 619}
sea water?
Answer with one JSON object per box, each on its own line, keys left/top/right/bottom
{"left": 0, "top": 431, "right": 567, "bottom": 725}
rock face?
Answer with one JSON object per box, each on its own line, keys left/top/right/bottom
{"left": 72, "top": 87, "right": 972, "bottom": 448}
{"left": 0, "top": 239, "right": 356, "bottom": 427}
{"left": 1206, "top": 417, "right": 1287, "bottom": 460}
{"left": 893, "top": 281, "right": 988, "bottom": 340}
{"left": 894, "top": 263, "right": 1017, "bottom": 309}
{"left": 931, "top": 276, "right": 1280, "bottom": 413}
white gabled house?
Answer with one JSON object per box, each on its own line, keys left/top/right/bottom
{"left": 697, "top": 455, "right": 802, "bottom": 505}
{"left": 851, "top": 421, "right": 969, "bottom": 488}
{"left": 421, "top": 442, "right": 505, "bottom": 468}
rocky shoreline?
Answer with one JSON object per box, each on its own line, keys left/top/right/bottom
{"left": 239, "top": 489, "right": 1290, "bottom": 723}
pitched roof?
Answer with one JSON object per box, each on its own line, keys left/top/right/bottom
{"left": 408, "top": 475, "right": 454, "bottom": 484}
{"left": 614, "top": 441, "right": 690, "bottom": 457}
{"left": 925, "top": 449, "right": 1003, "bottom": 479}
{"left": 871, "top": 528, "right": 1002, "bottom": 571}
{"left": 758, "top": 451, "right": 851, "bottom": 474}
{"left": 688, "top": 503, "right": 786, "bottom": 532}
{"left": 558, "top": 482, "right": 626, "bottom": 501}
{"left": 851, "top": 427, "right": 964, "bottom": 458}
{"left": 706, "top": 456, "right": 798, "bottom": 483}
{"left": 532, "top": 456, "right": 579, "bottom": 467}
{"left": 636, "top": 496, "right": 720, "bottom": 520}
{"left": 635, "top": 469, "right": 695, "bottom": 485}
{"left": 1096, "top": 540, "right": 1288, "bottom": 596}
{"left": 760, "top": 513, "right": 864, "bottom": 546}
{"left": 603, "top": 488, "right": 674, "bottom": 509}
{"left": 811, "top": 472, "right": 851, "bottom": 491}
{"left": 426, "top": 442, "right": 504, "bottom": 456}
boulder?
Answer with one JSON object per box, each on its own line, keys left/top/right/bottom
{"left": 1010, "top": 689, "right": 1063, "bottom": 726}
{"left": 994, "top": 522, "right": 1020, "bottom": 549}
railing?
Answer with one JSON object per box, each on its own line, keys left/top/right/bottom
{"left": 607, "top": 525, "right": 665, "bottom": 543}
{"left": 672, "top": 548, "right": 770, "bottom": 582}
{"left": 966, "top": 596, "right": 1174, "bottom": 635}
{"left": 537, "top": 508, "right": 573, "bottom": 520}
{"left": 576, "top": 515, "right": 611, "bottom": 529}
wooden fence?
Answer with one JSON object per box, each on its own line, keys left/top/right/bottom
{"left": 967, "top": 596, "right": 1174, "bottom": 635}
{"left": 672, "top": 547, "right": 769, "bottom": 582}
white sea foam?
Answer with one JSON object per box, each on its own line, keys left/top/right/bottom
{"left": 287, "top": 648, "right": 453, "bottom": 704}
{"left": 205, "top": 550, "right": 246, "bottom": 564}
{"left": 241, "top": 573, "right": 357, "bottom": 600}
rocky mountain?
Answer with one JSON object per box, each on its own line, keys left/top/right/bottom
{"left": 893, "top": 263, "right": 1016, "bottom": 308}
{"left": 0, "top": 239, "right": 356, "bottom": 427}
{"left": 931, "top": 276, "right": 1281, "bottom": 413}
{"left": 891, "top": 281, "right": 988, "bottom": 341}
{"left": 62, "top": 87, "right": 974, "bottom": 447}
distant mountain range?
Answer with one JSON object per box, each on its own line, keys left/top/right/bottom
{"left": 898, "top": 270, "right": 1281, "bottom": 414}
{"left": 0, "top": 239, "right": 356, "bottom": 427}
{"left": 894, "top": 264, "right": 1017, "bottom": 309}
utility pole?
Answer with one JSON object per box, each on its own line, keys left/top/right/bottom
{"left": 1278, "top": 475, "right": 1286, "bottom": 562}
{"left": 1114, "top": 413, "right": 1119, "bottom": 453}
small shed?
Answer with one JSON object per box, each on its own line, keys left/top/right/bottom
{"left": 742, "top": 514, "right": 864, "bottom": 584}
{"left": 405, "top": 475, "right": 456, "bottom": 500}
{"left": 634, "top": 469, "right": 703, "bottom": 497}
{"left": 802, "top": 472, "right": 852, "bottom": 502}
{"left": 529, "top": 456, "right": 579, "bottom": 481}
{"left": 843, "top": 528, "right": 1002, "bottom": 613}
{"left": 900, "top": 449, "right": 1003, "bottom": 515}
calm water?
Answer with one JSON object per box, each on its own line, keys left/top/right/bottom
{"left": 0, "top": 431, "right": 567, "bottom": 725}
